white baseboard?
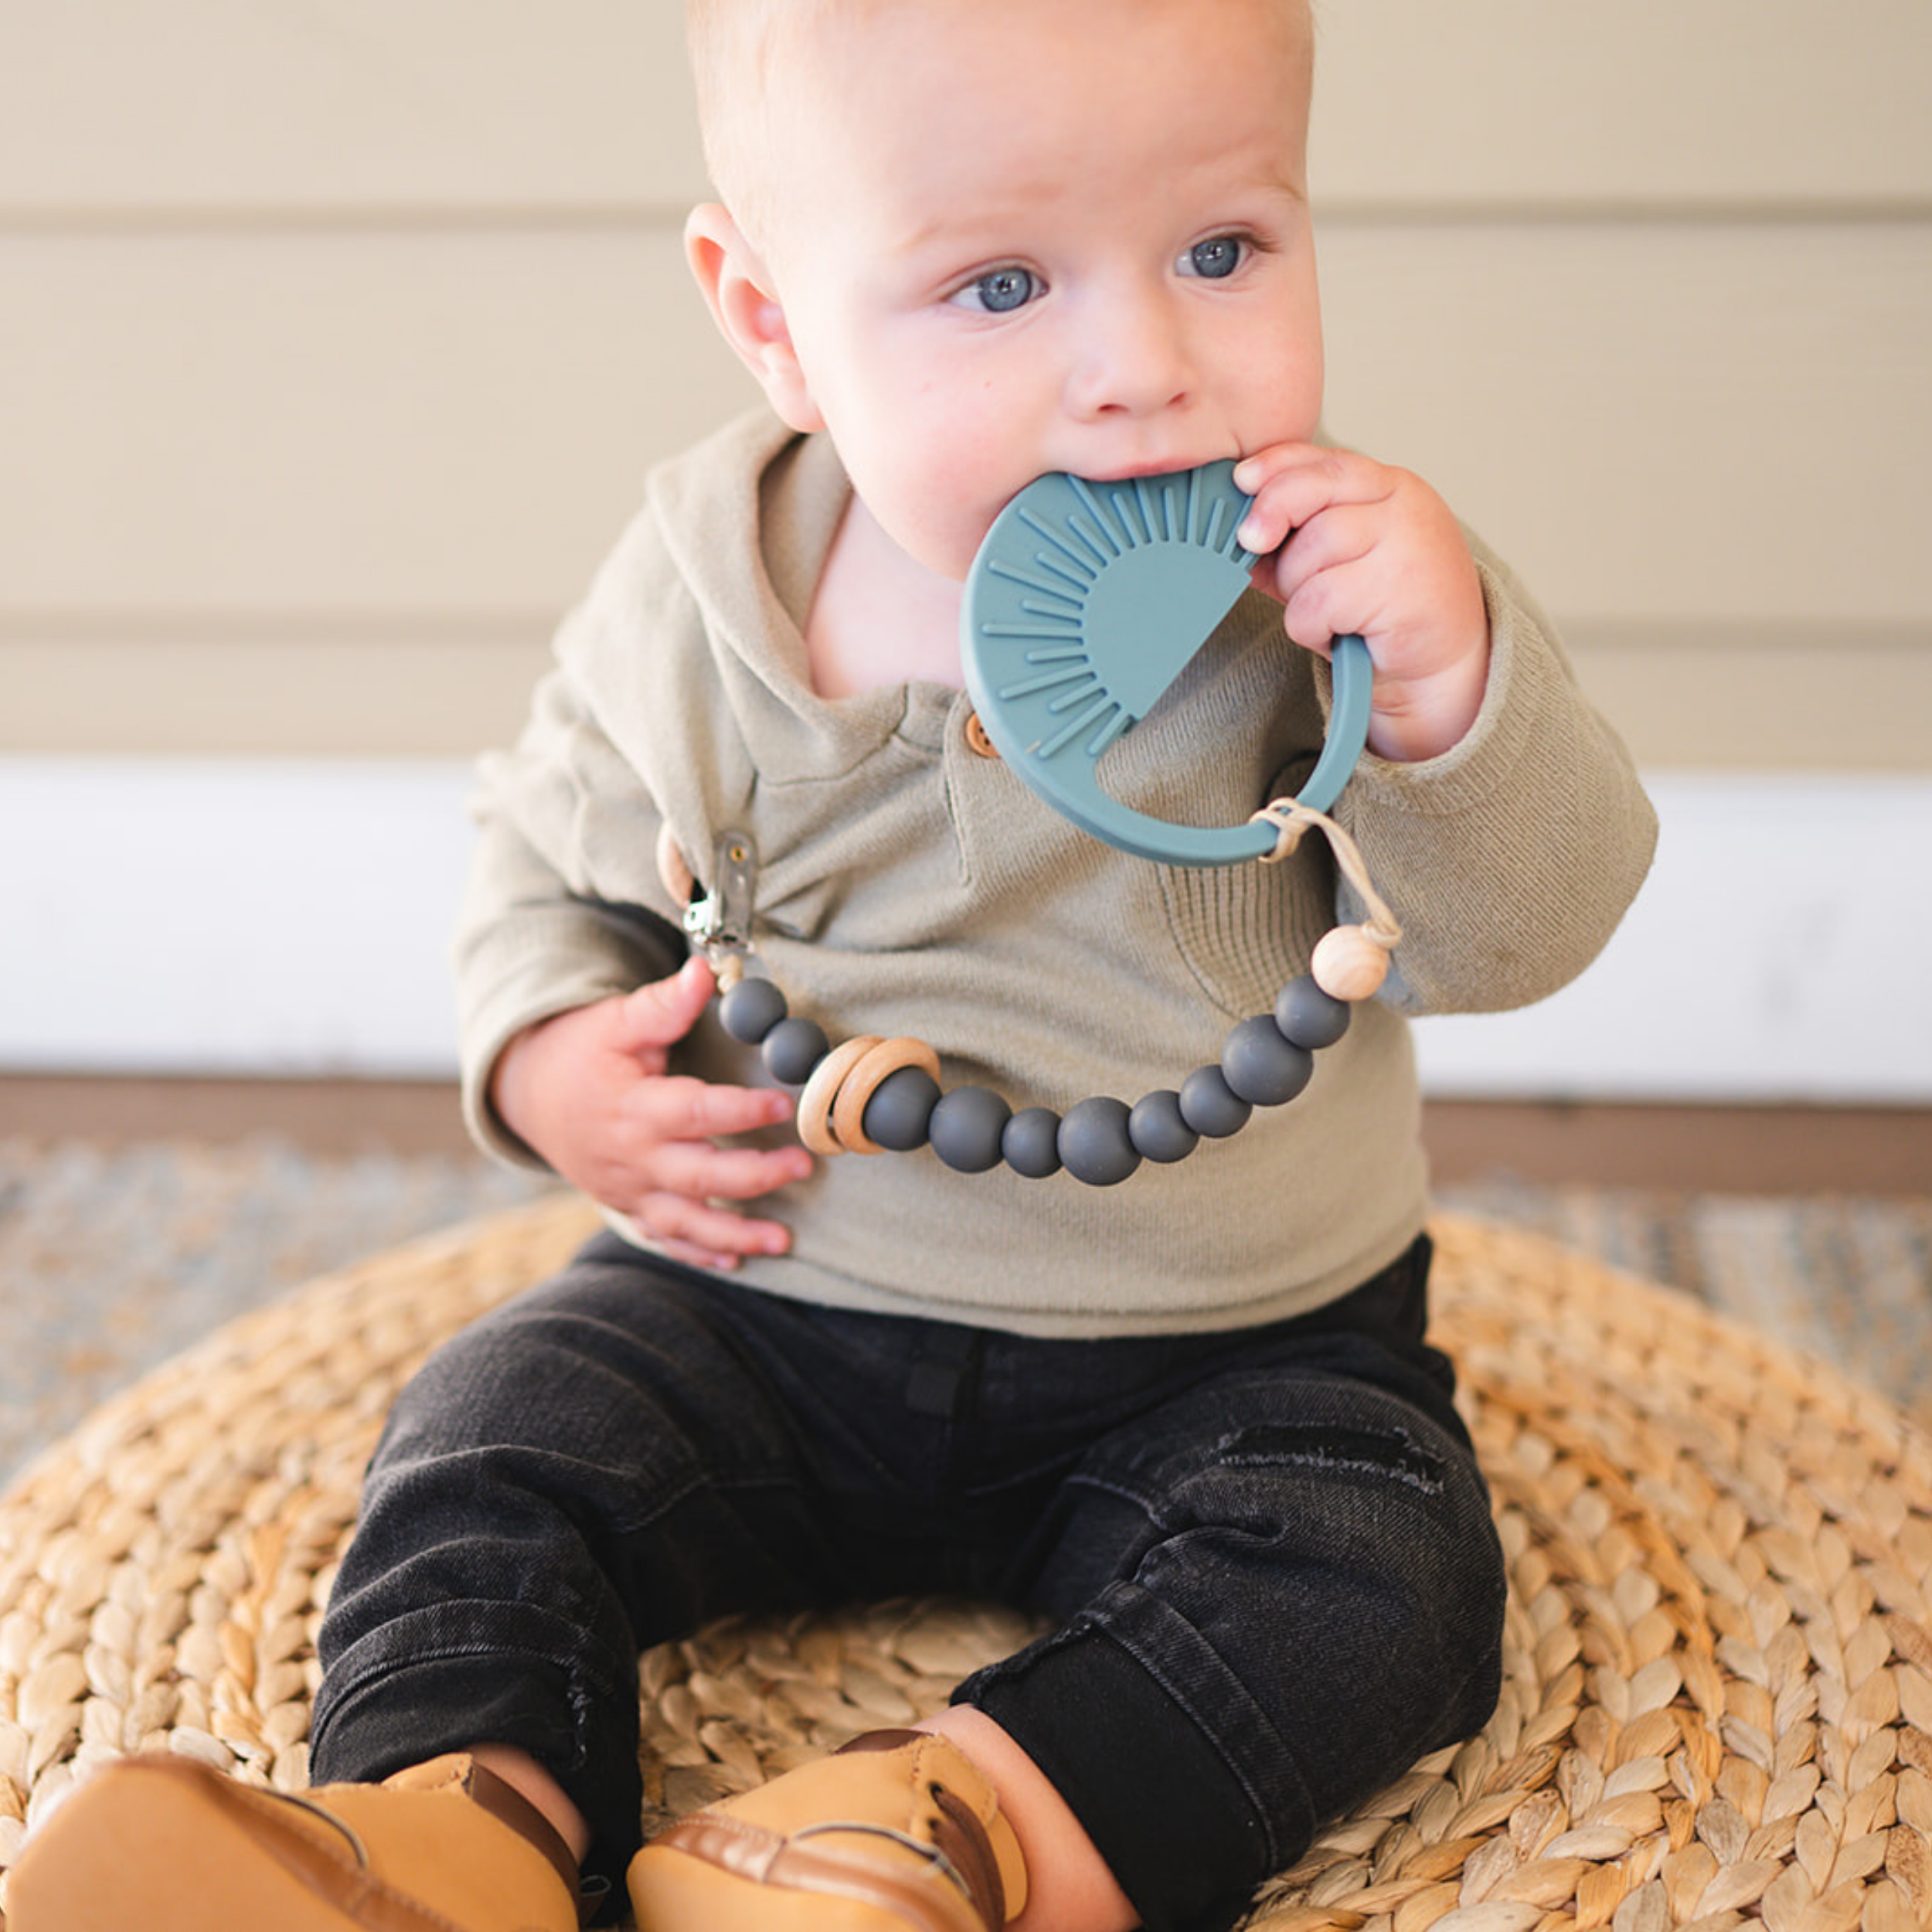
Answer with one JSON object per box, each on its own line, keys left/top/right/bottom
{"left": 3, "top": 758, "right": 1929, "bottom": 1104}
{"left": 2, "top": 758, "right": 476, "bottom": 1080}
{"left": 1412, "top": 773, "right": 1932, "bottom": 1104}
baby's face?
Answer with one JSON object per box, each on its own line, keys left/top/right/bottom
{"left": 750, "top": 0, "right": 1323, "bottom": 582}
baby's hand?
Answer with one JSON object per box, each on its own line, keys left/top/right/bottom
{"left": 490, "top": 956, "right": 812, "bottom": 1272}
{"left": 1233, "top": 443, "right": 1490, "bottom": 763}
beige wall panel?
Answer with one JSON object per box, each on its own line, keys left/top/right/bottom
{"left": 7, "top": 216, "right": 1927, "bottom": 767}
{"left": 2, "top": 4, "right": 1923, "bottom": 219}
{"left": 1, "top": 638, "right": 550, "bottom": 758}
{"left": 1317, "top": 218, "right": 1932, "bottom": 625}
{"left": 11, "top": 218, "right": 1918, "bottom": 628}
{"left": 1308, "top": 0, "right": 1932, "bottom": 210}
{"left": 1560, "top": 631, "right": 1930, "bottom": 772}
{"left": 0, "top": 225, "right": 757, "bottom": 617}
{"left": 0, "top": 3, "right": 701, "bottom": 214}
{"left": 5, "top": 630, "right": 1921, "bottom": 772}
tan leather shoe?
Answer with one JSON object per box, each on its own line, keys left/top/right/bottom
{"left": 628, "top": 1730, "right": 1026, "bottom": 1932}
{"left": 5, "top": 1751, "right": 584, "bottom": 1930}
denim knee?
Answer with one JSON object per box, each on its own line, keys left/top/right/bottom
{"left": 311, "top": 1244, "right": 844, "bottom": 1889}
{"left": 309, "top": 1274, "right": 665, "bottom": 1886}
{"left": 1169, "top": 1382, "right": 1507, "bottom": 1812}
{"left": 962, "top": 1371, "right": 1505, "bottom": 1932}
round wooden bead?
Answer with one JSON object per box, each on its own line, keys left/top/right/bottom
{"left": 762, "top": 1015, "right": 830, "bottom": 1087}
{"left": 1311, "top": 925, "right": 1390, "bottom": 1002}
{"left": 1178, "top": 1066, "right": 1253, "bottom": 1138}
{"left": 1128, "top": 1090, "right": 1198, "bottom": 1164}
{"left": 861, "top": 1066, "right": 942, "bottom": 1151}
{"left": 1002, "top": 1107, "right": 1063, "bottom": 1179}
{"left": 1058, "top": 1097, "right": 1141, "bottom": 1188}
{"left": 929, "top": 1087, "right": 1012, "bottom": 1174}
{"left": 1274, "top": 975, "right": 1351, "bottom": 1051}
{"left": 835, "top": 1038, "right": 943, "bottom": 1155}
{"left": 1221, "top": 1016, "right": 1314, "bottom": 1107}
{"left": 719, "top": 975, "right": 789, "bottom": 1045}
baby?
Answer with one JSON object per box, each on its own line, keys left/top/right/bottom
{"left": 8, "top": 3, "right": 1656, "bottom": 1930}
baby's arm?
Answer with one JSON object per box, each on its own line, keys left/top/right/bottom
{"left": 1233, "top": 443, "right": 1489, "bottom": 764}
{"left": 490, "top": 956, "right": 813, "bottom": 1274}
{"left": 454, "top": 659, "right": 813, "bottom": 1274}
{"left": 1230, "top": 444, "right": 1655, "bottom": 1014}
{"left": 1278, "top": 513, "right": 1657, "bottom": 1020}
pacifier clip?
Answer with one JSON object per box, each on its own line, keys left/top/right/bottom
{"left": 670, "top": 801, "right": 1400, "bottom": 1189}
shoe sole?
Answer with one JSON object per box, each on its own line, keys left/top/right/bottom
{"left": 630, "top": 1833, "right": 987, "bottom": 1932}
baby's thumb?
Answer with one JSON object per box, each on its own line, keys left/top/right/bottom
{"left": 614, "top": 956, "right": 717, "bottom": 1051}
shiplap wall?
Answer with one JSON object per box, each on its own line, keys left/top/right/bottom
{"left": 3, "top": 4, "right": 1930, "bottom": 1094}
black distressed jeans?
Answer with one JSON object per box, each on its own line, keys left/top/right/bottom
{"left": 310, "top": 1232, "right": 1505, "bottom": 1932}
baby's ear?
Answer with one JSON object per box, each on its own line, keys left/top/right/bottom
{"left": 685, "top": 203, "right": 822, "bottom": 433}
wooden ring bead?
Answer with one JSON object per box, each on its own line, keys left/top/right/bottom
{"left": 796, "top": 1036, "right": 883, "bottom": 1156}
{"left": 832, "top": 1038, "right": 944, "bottom": 1155}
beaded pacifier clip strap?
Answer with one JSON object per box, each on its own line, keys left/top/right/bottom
{"left": 669, "top": 461, "right": 1400, "bottom": 1188}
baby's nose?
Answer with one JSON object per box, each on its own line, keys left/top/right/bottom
{"left": 1065, "top": 294, "right": 1195, "bottom": 419}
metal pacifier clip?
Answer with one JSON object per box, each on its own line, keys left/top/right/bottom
{"left": 672, "top": 461, "right": 1402, "bottom": 1187}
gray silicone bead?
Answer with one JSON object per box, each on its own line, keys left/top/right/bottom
{"left": 1274, "top": 975, "right": 1351, "bottom": 1051}
{"left": 862, "top": 1066, "right": 940, "bottom": 1151}
{"left": 761, "top": 1015, "right": 830, "bottom": 1086}
{"left": 1221, "top": 1016, "right": 1314, "bottom": 1107}
{"left": 929, "top": 1087, "right": 1012, "bottom": 1173}
{"left": 1058, "top": 1096, "right": 1142, "bottom": 1187}
{"left": 1002, "top": 1107, "right": 1063, "bottom": 1179}
{"left": 719, "top": 975, "right": 789, "bottom": 1045}
{"left": 1178, "top": 1065, "right": 1253, "bottom": 1138}
{"left": 1128, "top": 1090, "right": 1199, "bottom": 1164}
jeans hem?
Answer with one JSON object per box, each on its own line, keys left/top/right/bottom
{"left": 311, "top": 1603, "right": 645, "bottom": 1888}
{"left": 959, "top": 1609, "right": 1315, "bottom": 1932}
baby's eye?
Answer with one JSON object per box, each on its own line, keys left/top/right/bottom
{"left": 1179, "top": 235, "right": 1246, "bottom": 280}
{"left": 954, "top": 267, "right": 1041, "bottom": 314}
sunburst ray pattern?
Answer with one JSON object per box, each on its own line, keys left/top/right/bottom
{"left": 961, "top": 461, "right": 1294, "bottom": 864}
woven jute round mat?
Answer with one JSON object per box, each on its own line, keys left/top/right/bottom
{"left": 1, "top": 1197, "right": 1927, "bottom": 1930}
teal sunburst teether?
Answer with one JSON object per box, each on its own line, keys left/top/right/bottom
{"left": 961, "top": 461, "right": 1372, "bottom": 865}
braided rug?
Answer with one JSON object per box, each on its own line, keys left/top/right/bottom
{"left": 0, "top": 1196, "right": 1927, "bottom": 1930}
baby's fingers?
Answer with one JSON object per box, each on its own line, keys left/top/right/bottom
{"left": 1233, "top": 446, "right": 1394, "bottom": 560}
{"left": 626, "top": 1191, "right": 798, "bottom": 1272}
{"left": 622, "top": 1072, "right": 813, "bottom": 1226}
{"left": 646, "top": 1136, "right": 815, "bottom": 1206}
{"left": 637, "top": 1073, "right": 798, "bottom": 1144}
